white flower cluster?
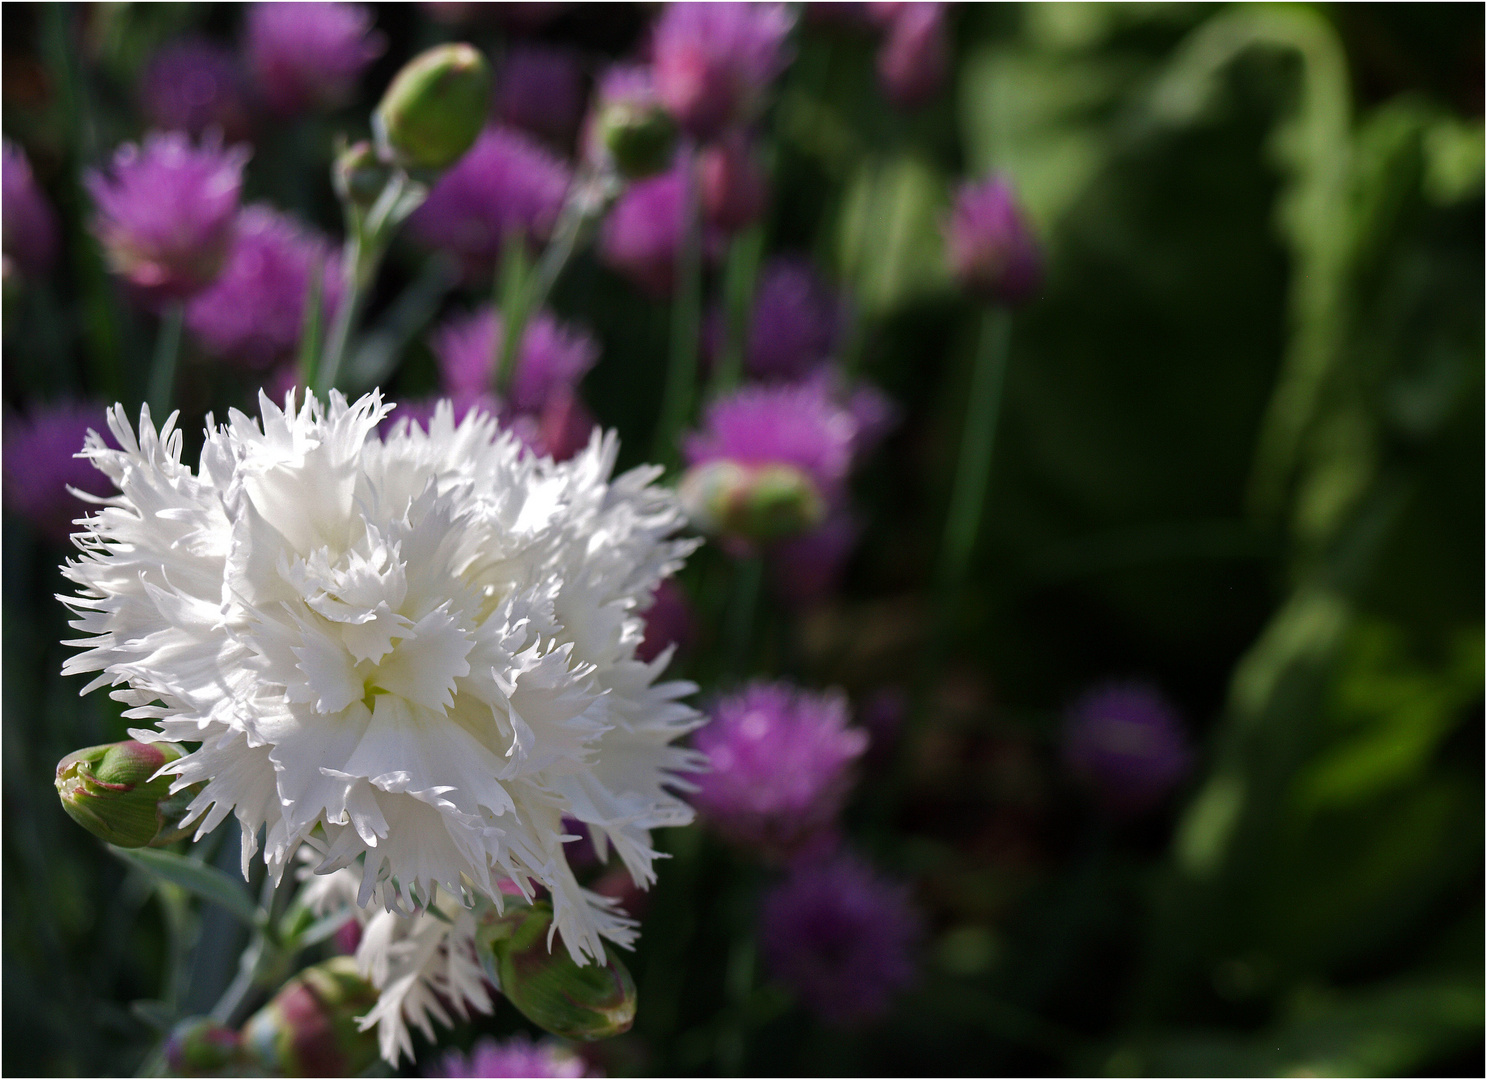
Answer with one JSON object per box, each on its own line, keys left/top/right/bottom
{"left": 62, "top": 391, "right": 704, "bottom": 1028}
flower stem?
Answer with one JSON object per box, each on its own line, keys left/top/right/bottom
{"left": 653, "top": 144, "right": 703, "bottom": 467}
{"left": 723, "top": 554, "right": 764, "bottom": 677}
{"left": 146, "top": 303, "right": 184, "bottom": 418}
{"left": 938, "top": 305, "right": 1012, "bottom": 603}
{"left": 709, "top": 225, "right": 764, "bottom": 399}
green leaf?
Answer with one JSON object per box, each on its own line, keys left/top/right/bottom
{"left": 112, "top": 846, "right": 261, "bottom": 928}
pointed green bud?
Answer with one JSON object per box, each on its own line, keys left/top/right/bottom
{"left": 240, "top": 957, "right": 380, "bottom": 1078}
{"left": 597, "top": 101, "right": 677, "bottom": 180}
{"left": 477, "top": 901, "right": 637, "bottom": 1041}
{"left": 333, "top": 139, "right": 393, "bottom": 210}
{"left": 374, "top": 43, "right": 491, "bottom": 171}
{"left": 55, "top": 740, "right": 196, "bottom": 848}
{"left": 163, "top": 1017, "right": 247, "bottom": 1077}
{"left": 678, "top": 460, "right": 826, "bottom": 544}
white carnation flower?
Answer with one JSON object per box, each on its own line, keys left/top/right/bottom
{"left": 62, "top": 390, "right": 704, "bottom": 965}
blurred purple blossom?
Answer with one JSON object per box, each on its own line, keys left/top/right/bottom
{"left": 432, "top": 1035, "right": 591, "bottom": 1078}
{"left": 637, "top": 578, "right": 695, "bottom": 664}
{"left": 2, "top": 401, "right": 117, "bottom": 542}
{"left": 598, "top": 160, "right": 722, "bottom": 296}
{"left": 496, "top": 44, "right": 588, "bottom": 148}
{"left": 139, "top": 39, "right": 253, "bottom": 140}
{"left": 945, "top": 174, "right": 1043, "bottom": 306}
{"left": 740, "top": 257, "right": 845, "bottom": 381}
{"left": 874, "top": 2, "right": 949, "bottom": 109}
{"left": 684, "top": 379, "right": 860, "bottom": 507}
{"left": 185, "top": 205, "right": 342, "bottom": 370}
{"left": 692, "top": 681, "right": 867, "bottom": 857}
{"left": 409, "top": 125, "right": 571, "bottom": 277}
{"left": 699, "top": 131, "right": 767, "bottom": 233}
{"left": 244, "top": 2, "right": 384, "bottom": 117}
{"left": 429, "top": 305, "right": 598, "bottom": 413}
{"left": 2, "top": 139, "right": 59, "bottom": 277}
{"left": 86, "top": 132, "right": 247, "bottom": 306}
{"left": 651, "top": 2, "right": 794, "bottom": 139}
{"left": 760, "top": 850, "right": 921, "bottom": 1026}
{"left": 1063, "top": 682, "right": 1193, "bottom": 814}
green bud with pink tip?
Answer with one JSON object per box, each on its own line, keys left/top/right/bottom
{"left": 55, "top": 740, "right": 198, "bottom": 848}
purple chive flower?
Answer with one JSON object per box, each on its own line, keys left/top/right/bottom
{"left": 598, "top": 163, "right": 691, "bottom": 297}
{"left": 874, "top": 2, "right": 948, "bottom": 109}
{"left": 496, "top": 44, "right": 588, "bottom": 148}
{"left": 692, "top": 681, "right": 868, "bottom": 856}
{"left": 433, "top": 1035, "right": 591, "bottom": 1078}
{"left": 767, "top": 510, "right": 859, "bottom": 605}
{"left": 409, "top": 125, "right": 571, "bottom": 277}
{"left": 945, "top": 174, "right": 1043, "bottom": 306}
{"left": 86, "top": 132, "right": 247, "bottom": 305}
{"left": 684, "top": 380, "right": 859, "bottom": 507}
{"left": 2, "top": 401, "right": 117, "bottom": 542}
{"left": 2, "top": 140, "right": 59, "bottom": 277}
{"left": 651, "top": 2, "right": 794, "bottom": 139}
{"left": 1063, "top": 682, "right": 1193, "bottom": 814}
{"left": 740, "top": 257, "right": 844, "bottom": 381}
{"left": 429, "top": 305, "right": 598, "bottom": 413}
{"left": 699, "top": 131, "right": 767, "bottom": 234}
{"left": 244, "top": 2, "right": 384, "bottom": 117}
{"left": 760, "top": 850, "right": 921, "bottom": 1026}
{"left": 184, "top": 205, "right": 342, "bottom": 370}
{"left": 139, "top": 39, "right": 253, "bottom": 140}
{"left": 637, "top": 578, "right": 694, "bottom": 664}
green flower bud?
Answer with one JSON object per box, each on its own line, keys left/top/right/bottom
{"left": 333, "top": 139, "right": 393, "bottom": 210}
{"left": 240, "top": 957, "right": 380, "bottom": 1078}
{"left": 597, "top": 101, "right": 677, "bottom": 180}
{"left": 374, "top": 43, "right": 491, "bottom": 171}
{"left": 738, "top": 463, "right": 826, "bottom": 542}
{"left": 678, "top": 461, "right": 826, "bottom": 544}
{"left": 477, "top": 902, "right": 637, "bottom": 1041}
{"left": 163, "top": 1017, "right": 247, "bottom": 1077}
{"left": 55, "top": 740, "right": 195, "bottom": 848}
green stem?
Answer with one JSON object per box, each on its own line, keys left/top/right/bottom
{"left": 710, "top": 226, "right": 764, "bottom": 399}
{"left": 493, "top": 235, "right": 531, "bottom": 396}
{"left": 316, "top": 231, "right": 366, "bottom": 398}
{"left": 723, "top": 554, "right": 764, "bottom": 677}
{"left": 937, "top": 305, "right": 1012, "bottom": 602}
{"left": 653, "top": 145, "right": 704, "bottom": 466}
{"left": 146, "top": 304, "right": 184, "bottom": 418}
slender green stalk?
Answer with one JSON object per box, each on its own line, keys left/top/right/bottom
{"left": 723, "top": 554, "right": 764, "bottom": 677}
{"left": 296, "top": 256, "right": 326, "bottom": 394}
{"left": 710, "top": 226, "right": 764, "bottom": 399}
{"left": 146, "top": 304, "right": 184, "bottom": 417}
{"left": 316, "top": 232, "right": 365, "bottom": 398}
{"left": 493, "top": 235, "right": 531, "bottom": 395}
{"left": 653, "top": 145, "right": 704, "bottom": 466}
{"left": 938, "top": 305, "right": 1012, "bottom": 600}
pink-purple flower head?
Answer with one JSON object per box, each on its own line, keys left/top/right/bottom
{"left": 2, "top": 401, "right": 117, "bottom": 542}
{"left": 409, "top": 125, "right": 571, "bottom": 278}
{"left": 760, "top": 850, "right": 921, "bottom": 1026}
{"left": 2, "top": 139, "right": 59, "bottom": 277}
{"left": 429, "top": 305, "right": 599, "bottom": 414}
{"left": 496, "top": 44, "right": 588, "bottom": 149}
{"left": 698, "top": 131, "right": 767, "bottom": 234}
{"left": 86, "top": 131, "right": 248, "bottom": 306}
{"left": 945, "top": 174, "right": 1043, "bottom": 306}
{"left": 432, "top": 1035, "right": 592, "bottom": 1078}
{"left": 651, "top": 2, "right": 794, "bottom": 140}
{"left": 874, "top": 2, "right": 949, "bottom": 110}
{"left": 244, "top": 2, "right": 385, "bottom": 117}
{"left": 139, "top": 38, "right": 253, "bottom": 141}
{"left": 185, "top": 204, "right": 342, "bottom": 370}
{"left": 692, "top": 681, "right": 867, "bottom": 858}
{"left": 684, "top": 379, "right": 859, "bottom": 506}
{"left": 740, "top": 256, "right": 845, "bottom": 381}
{"left": 1063, "top": 682, "right": 1193, "bottom": 814}
{"left": 598, "top": 161, "right": 693, "bottom": 297}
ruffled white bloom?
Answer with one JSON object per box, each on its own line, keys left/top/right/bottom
{"left": 62, "top": 390, "right": 704, "bottom": 967}
{"left": 299, "top": 858, "right": 488, "bottom": 1064}
{"left": 300, "top": 853, "right": 637, "bottom": 1064}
